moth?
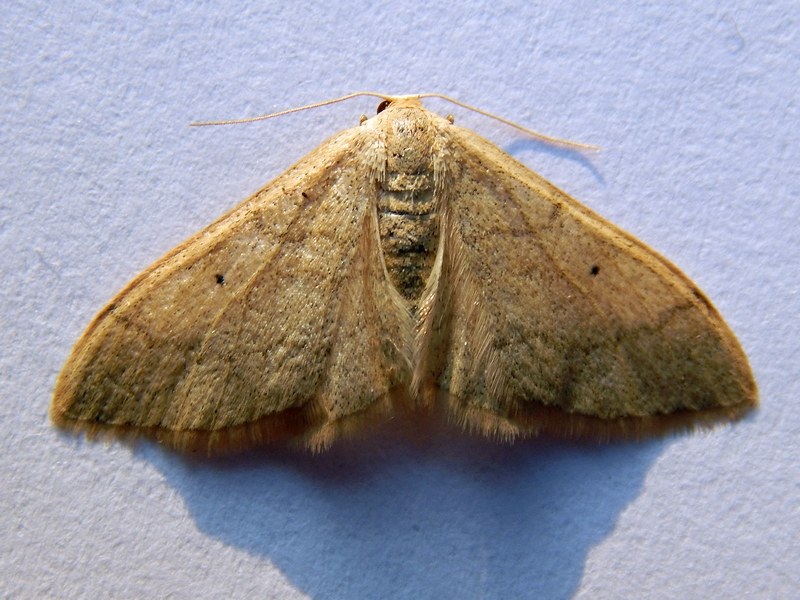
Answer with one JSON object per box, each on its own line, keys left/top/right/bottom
{"left": 51, "top": 93, "right": 757, "bottom": 454}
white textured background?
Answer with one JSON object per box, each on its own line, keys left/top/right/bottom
{"left": 2, "top": 2, "right": 798, "bottom": 598}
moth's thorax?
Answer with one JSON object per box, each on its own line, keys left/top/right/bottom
{"left": 373, "top": 105, "right": 445, "bottom": 306}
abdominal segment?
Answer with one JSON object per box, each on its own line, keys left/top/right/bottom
{"left": 377, "top": 173, "right": 439, "bottom": 306}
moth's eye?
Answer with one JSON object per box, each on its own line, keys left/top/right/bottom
{"left": 377, "top": 99, "right": 392, "bottom": 114}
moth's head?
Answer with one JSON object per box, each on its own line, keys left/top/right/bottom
{"left": 363, "top": 96, "right": 437, "bottom": 131}
{"left": 374, "top": 96, "right": 425, "bottom": 114}
{"left": 364, "top": 96, "right": 446, "bottom": 176}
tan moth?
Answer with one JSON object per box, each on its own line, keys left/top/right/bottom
{"left": 51, "top": 93, "right": 757, "bottom": 454}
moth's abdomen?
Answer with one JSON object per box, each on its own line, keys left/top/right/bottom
{"left": 373, "top": 106, "right": 446, "bottom": 306}
{"left": 377, "top": 174, "right": 438, "bottom": 304}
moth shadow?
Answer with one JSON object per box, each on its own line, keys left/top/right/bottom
{"left": 148, "top": 418, "right": 663, "bottom": 599}
{"left": 505, "top": 138, "right": 606, "bottom": 186}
